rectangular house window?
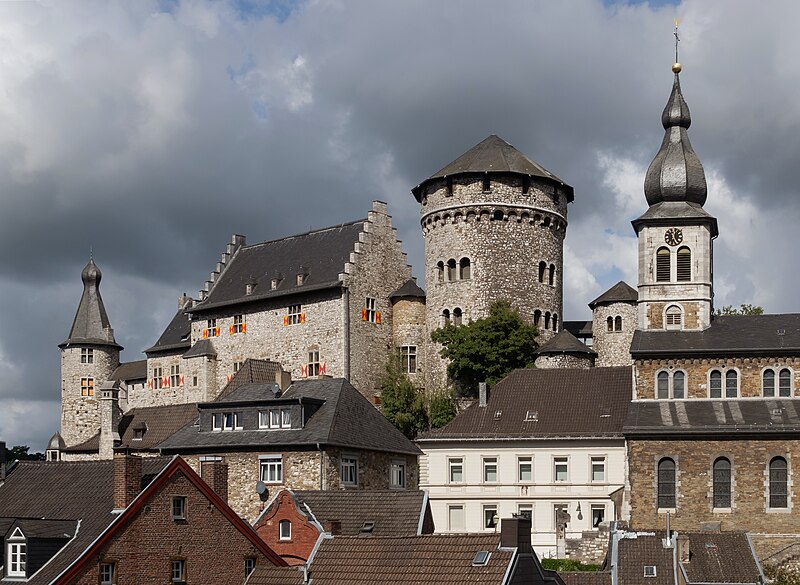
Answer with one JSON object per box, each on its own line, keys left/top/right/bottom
{"left": 449, "top": 457, "right": 464, "bottom": 483}
{"left": 153, "top": 367, "right": 163, "bottom": 389}
{"left": 172, "top": 496, "right": 187, "bottom": 520}
{"left": 518, "top": 457, "right": 533, "bottom": 482}
{"left": 591, "top": 504, "right": 605, "bottom": 528}
{"left": 287, "top": 304, "right": 303, "bottom": 325}
{"left": 81, "top": 377, "right": 95, "bottom": 397}
{"left": 341, "top": 456, "right": 358, "bottom": 486}
{"left": 448, "top": 505, "right": 465, "bottom": 531}
{"left": 391, "top": 459, "right": 406, "bottom": 488}
{"left": 100, "top": 561, "right": 116, "bottom": 584}
{"left": 308, "top": 351, "right": 321, "bottom": 377}
{"left": 81, "top": 348, "right": 94, "bottom": 364}
{"left": 483, "top": 457, "right": 498, "bottom": 482}
{"left": 483, "top": 504, "right": 498, "bottom": 529}
{"left": 363, "top": 297, "right": 378, "bottom": 323}
{"left": 401, "top": 345, "right": 417, "bottom": 373}
{"left": 259, "top": 455, "right": 283, "bottom": 483}
{"left": 591, "top": 457, "right": 606, "bottom": 482}
{"left": 244, "top": 558, "right": 256, "bottom": 577}
{"left": 170, "top": 364, "right": 182, "bottom": 387}
{"left": 554, "top": 457, "right": 569, "bottom": 482}
{"left": 8, "top": 541, "right": 26, "bottom": 577}
{"left": 171, "top": 559, "right": 186, "bottom": 583}
{"left": 232, "top": 314, "right": 246, "bottom": 334}
{"left": 204, "top": 318, "right": 220, "bottom": 338}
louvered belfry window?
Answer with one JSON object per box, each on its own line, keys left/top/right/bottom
{"left": 677, "top": 247, "right": 691, "bottom": 281}
{"left": 713, "top": 457, "right": 732, "bottom": 508}
{"left": 656, "top": 247, "right": 670, "bottom": 282}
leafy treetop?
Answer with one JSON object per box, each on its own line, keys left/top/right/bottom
{"left": 715, "top": 304, "right": 764, "bottom": 316}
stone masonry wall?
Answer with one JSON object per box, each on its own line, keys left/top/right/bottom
{"left": 628, "top": 437, "right": 800, "bottom": 539}
{"left": 592, "top": 301, "right": 636, "bottom": 367}
{"left": 645, "top": 301, "right": 702, "bottom": 331}
{"left": 129, "top": 350, "right": 207, "bottom": 409}
{"left": 419, "top": 175, "right": 568, "bottom": 389}
{"left": 60, "top": 346, "right": 119, "bottom": 447}
{"left": 534, "top": 354, "right": 594, "bottom": 369}
{"left": 634, "top": 356, "right": 800, "bottom": 399}
{"left": 69, "top": 468, "right": 273, "bottom": 585}
{"left": 392, "top": 297, "right": 427, "bottom": 383}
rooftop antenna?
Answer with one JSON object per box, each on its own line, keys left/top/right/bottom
{"left": 673, "top": 18, "right": 682, "bottom": 74}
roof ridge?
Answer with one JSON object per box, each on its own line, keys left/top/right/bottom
{"left": 241, "top": 219, "right": 367, "bottom": 250}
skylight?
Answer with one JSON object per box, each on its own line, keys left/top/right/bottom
{"left": 472, "top": 550, "right": 490, "bottom": 566}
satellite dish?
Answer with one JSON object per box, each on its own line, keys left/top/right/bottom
{"left": 255, "top": 481, "right": 267, "bottom": 495}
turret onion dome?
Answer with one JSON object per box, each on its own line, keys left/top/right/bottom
{"left": 643, "top": 69, "right": 707, "bottom": 207}
{"left": 59, "top": 258, "right": 122, "bottom": 349}
{"left": 47, "top": 432, "right": 66, "bottom": 451}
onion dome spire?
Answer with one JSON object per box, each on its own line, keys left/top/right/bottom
{"left": 59, "top": 257, "right": 122, "bottom": 349}
{"left": 643, "top": 25, "right": 707, "bottom": 207}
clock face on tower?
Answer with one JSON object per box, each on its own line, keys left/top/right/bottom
{"left": 664, "top": 228, "right": 683, "bottom": 246}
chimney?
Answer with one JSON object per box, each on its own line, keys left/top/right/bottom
{"left": 323, "top": 520, "right": 342, "bottom": 535}
{"left": 99, "top": 384, "right": 121, "bottom": 460}
{"left": 479, "top": 382, "right": 489, "bottom": 407}
{"left": 0, "top": 441, "right": 6, "bottom": 481}
{"left": 203, "top": 461, "right": 229, "bottom": 502}
{"left": 114, "top": 452, "right": 142, "bottom": 510}
{"left": 500, "top": 516, "right": 532, "bottom": 552}
{"left": 676, "top": 534, "right": 690, "bottom": 563}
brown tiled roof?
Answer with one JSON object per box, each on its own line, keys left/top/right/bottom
{"left": 419, "top": 367, "right": 632, "bottom": 440}
{"left": 560, "top": 572, "right": 611, "bottom": 585}
{"left": 217, "top": 359, "right": 285, "bottom": 401}
{"left": 0, "top": 458, "right": 170, "bottom": 584}
{"left": 617, "top": 533, "right": 674, "bottom": 585}
{"left": 111, "top": 359, "right": 147, "bottom": 381}
{"left": 292, "top": 490, "right": 428, "bottom": 536}
{"left": 305, "top": 533, "right": 513, "bottom": 584}
{"left": 680, "top": 532, "right": 762, "bottom": 584}
{"left": 118, "top": 402, "right": 199, "bottom": 450}
{"left": 246, "top": 565, "right": 306, "bottom": 585}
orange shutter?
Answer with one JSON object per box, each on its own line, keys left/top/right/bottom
{"left": 180, "top": 375, "right": 185, "bottom": 386}
{"left": 362, "top": 309, "right": 368, "bottom": 321}
{"left": 215, "top": 327, "right": 220, "bottom": 337}
{"left": 229, "top": 325, "right": 234, "bottom": 335}
{"left": 300, "top": 313, "right": 306, "bottom": 324}
{"left": 226, "top": 374, "right": 233, "bottom": 382}
{"left": 283, "top": 316, "right": 289, "bottom": 326}
{"left": 242, "top": 323, "right": 247, "bottom": 333}
{"left": 147, "top": 379, "right": 153, "bottom": 390}
{"left": 162, "top": 376, "right": 169, "bottom": 388}
{"left": 376, "top": 311, "right": 381, "bottom": 324}
{"left": 203, "top": 329, "right": 208, "bottom": 339}
{"left": 301, "top": 365, "right": 308, "bottom": 378}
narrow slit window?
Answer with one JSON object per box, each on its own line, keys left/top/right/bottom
{"left": 725, "top": 370, "right": 738, "bottom": 398}
{"left": 656, "top": 247, "right": 671, "bottom": 282}
{"left": 710, "top": 370, "right": 722, "bottom": 398}
{"left": 657, "top": 458, "right": 676, "bottom": 509}
{"left": 676, "top": 246, "right": 691, "bottom": 281}
{"left": 779, "top": 368, "right": 792, "bottom": 397}
{"left": 538, "top": 261, "right": 546, "bottom": 283}
{"left": 713, "top": 457, "right": 731, "bottom": 508}
{"left": 769, "top": 456, "right": 788, "bottom": 509}
{"left": 673, "top": 371, "right": 685, "bottom": 399}
{"left": 657, "top": 371, "right": 669, "bottom": 399}
{"left": 764, "top": 369, "right": 776, "bottom": 397}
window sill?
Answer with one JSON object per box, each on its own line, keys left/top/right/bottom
{"left": 712, "top": 507, "right": 732, "bottom": 514}
{"left": 766, "top": 507, "right": 792, "bottom": 513}
{"left": 657, "top": 508, "right": 677, "bottom": 514}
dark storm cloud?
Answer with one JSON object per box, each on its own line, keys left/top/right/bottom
{"left": 1, "top": 0, "right": 799, "bottom": 449}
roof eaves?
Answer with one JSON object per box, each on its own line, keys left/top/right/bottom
{"left": 188, "top": 281, "right": 343, "bottom": 313}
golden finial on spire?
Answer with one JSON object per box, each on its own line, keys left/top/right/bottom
{"left": 672, "top": 18, "right": 682, "bottom": 73}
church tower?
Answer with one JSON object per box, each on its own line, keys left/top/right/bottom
{"left": 633, "top": 61, "right": 718, "bottom": 331}
{"left": 58, "top": 259, "right": 121, "bottom": 447}
{"left": 412, "top": 135, "right": 573, "bottom": 388}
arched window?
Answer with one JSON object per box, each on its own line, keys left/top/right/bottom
{"left": 710, "top": 370, "right": 722, "bottom": 398}
{"left": 544, "top": 312, "right": 551, "bottom": 330}
{"left": 725, "top": 370, "right": 738, "bottom": 398}
{"left": 656, "top": 247, "right": 671, "bottom": 282}
{"left": 763, "top": 369, "right": 776, "bottom": 397}
{"left": 483, "top": 176, "right": 491, "bottom": 192}
{"left": 665, "top": 305, "right": 682, "bottom": 330}
{"left": 459, "top": 258, "right": 471, "bottom": 280}
{"left": 436, "top": 261, "right": 444, "bottom": 283}
{"left": 492, "top": 210, "right": 504, "bottom": 221}
{"left": 606, "top": 316, "right": 614, "bottom": 332}
{"left": 552, "top": 314, "right": 558, "bottom": 332}
{"left": 713, "top": 458, "right": 731, "bottom": 509}
{"left": 453, "top": 308, "right": 463, "bottom": 326}
{"left": 447, "top": 259, "right": 457, "bottom": 281}
{"left": 677, "top": 246, "right": 691, "bottom": 281}
{"left": 538, "top": 262, "right": 546, "bottom": 283}
{"left": 442, "top": 309, "right": 450, "bottom": 326}
{"left": 614, "top": 316, "right": 622, "bottom": 331}
{"left": 769, "top": 457, "right": 788, "bottom": 509}
{"left": 673, "top": 371, "right": 685, "bottom": 399}
{"left": 780, "top": 368, "right": 792, "bottom": 397}
{"left": 534, "top": 310, "right": 542, "bottom": 328}
{"left": 657, "top": 372, "right": 669, "bottom": 399}
{"left": 657, "top": 458, "right": 676, "bottom": 509}
{"left": 548, "top": 264, "right": 555, "bottom": 286}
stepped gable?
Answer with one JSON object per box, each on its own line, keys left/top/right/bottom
{"left": 420, "top": 367, "right": 632, "bottom": 439}
{"left": 534, "top": 329, "right": 597, "bottom": 356}
{"left": 159, "top": 378, "right": 421, "bottom": 456}
{"left": 0, "top": 458, "right": 170, "bottom": 584}
{"left": 189, "top": 220, "right": 366, "bottom": 312}
{"left": 59, "top": 259, "right": 121, "bottom": 349}
{"left": 389, "top": 278, "right": 426, "bottom": 299}
{"left": 215, "top": 358, "right": 285, "bottom": 401}
{"left": 412, "top": 134, "right": 573, "bottom": 202}
{"left": 588, "top": 281, "right": 638, "bottom": 309}
{"left": 145, "top": 309, "right": 191, "bottom": 354}
{"left": 631, "top": 314, "right": 800, "bottom": 356}
{"left": 292, "top": 490, "right": 428, "bottom": 536}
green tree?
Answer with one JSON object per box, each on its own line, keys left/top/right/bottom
{"left": 378, "top": 351, "right": 427, "bottom": 439}
{"left": 427, "top": 388, "right": 457, "bottom": 429}
{"left": 431, "top": 300, "right": 538, "bottom": 396}
{"left": 715, "top": 304, "right": 764, "bottom": 316}
{"left": 3, "top": 445, "right": 44, "bottom": 463}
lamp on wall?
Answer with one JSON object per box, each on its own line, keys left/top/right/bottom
{"left": 576, "top": 503, "right": 583, "bottom": 521}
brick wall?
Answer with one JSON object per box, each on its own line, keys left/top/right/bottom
{"left": 253, "top": 490, "right": 320, "bottom": 565}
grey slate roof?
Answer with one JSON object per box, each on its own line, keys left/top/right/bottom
{"left": 111, "top": 359, "right": 147, "bottom": 381}
{"left": 117, "top": 403, "right": 200, "bottom": 450}
{"left": 632, "top": 201, "right": 718, "bottom": 237}
{"left": 389, "top": 278, "right": 426, "bottom": 299}
{"left": 564, "top": 320, "right": 593, "bottom": 338}
{"left": 62, "top": 431, "right": 100, "bottom": 453}
{"left": 4, "top": 518, "right": 77, "bottom": 539}
{"left": 588, "top": 281, "right": 638, "bottom": 309}
{"left": 534, "top": 330, "right": 597, "bottom": 356}
{"left": 160, "top": 378, "right": 421, "bottom": 455}
{"left": 183, "top": 338, "right": 217, "bottom": 359}
{"left": 292, "top": 490, "right": 429, "bottom": 536}
{"left": 624, "top": 398, "right": 800, "bottom": 436}
{"left": 60, "top": 259, "right": 122, "bottom": 349}
{"left": 47, "top": 432, "right": 66, "bottom": 451}
{"left": 630, "top": 314, "right": 800, "bottom": 357}
{"left": 418, "top": 367, "right": 632, "bottom": 440}
{"left": 412, "top": 134, "right": 574, "bottom": 202}
{"left": 189, "top": 221, "right": 365, "bottom": 313}
{"left": 0, "top": 458, "right": 170, "bottom": 585}
{"left": 145, "top": 308, "right": 191, "bottom": 354}
{"left": 216, "top": 359, "right": 285, "bottom": 401}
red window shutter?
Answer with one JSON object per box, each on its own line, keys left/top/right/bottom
{"left": 203, "top": 329, "right": 209, "bottom": 339}
{"left": 320, "top": 362, "right": 327, "bottom": 375}
{"left": 242, "top": 323, "right": 247, "bottom": 333}
{"left": 147, "top": 379, "right": 153, "bottom": 390}
{"left": 215, "top": 327, "right": 220, "bottom": 337}
{"left": 226, "top": 374, "right": 233, "bottom": 382}
{"left": 362, "top": 309, "right": 368, "bottom": 321}
{"left": 376, "top": 311, "right": 381, "bottom": 324}
{"left": 301, "top": 365, "right": 308, "bottom": 378}
{"left": 180, "top": 375, "right": 185, "bottom": 386}
{"left": 300, "top": 313, "right": 306, "bottom": 324}
{"left": 162, "top": 376, "right": 169, "bottom": 388}
{"left": 283, "top": 316, "right": 289, "bottom": 326}
{"left": 229, "top": 325, "right": 234, "bottom": 335}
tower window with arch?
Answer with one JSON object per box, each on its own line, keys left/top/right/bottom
{"left": 769, "top": 456, "right": 789, "bottom": 509}
{"left": 447, "top": 259, "right": 457, "bottom": 281}
{"left": 763, "top": 368, "right": 792, "bottom": 397}
{"left": 656, "top": 247, "right": 671, "bottom": 282}
{"left": 607, "top": 316, "right": 614, "bottom": 332}
{"left": 656, "top": 370, "right": 685, "bottom": 399}
{"left": 534, "top": 310, "right": 542, "bottom": 328}
{"left": 712, "top": 457, "right": 732, "bottom": 509}
{"left": 436, "top": 261, "right": 444, "bottom": 283}
{"left": 709, "top": 369, "right": 739, "bottom": 398}
{"left": 552, "top": 314, "right": 559, "bottom": 332}
{"left": 544, "top": 312, "right": 551, "bottom": 330}
{"left": 459, "top": 258, "right": 471, "bottom": 280}
{"left": 442, "top": 309, "right": 451, "bottom": 326}
{"left": 548, "top": 264, "right": 556, "bottom": 286}
{"left": 538, "top": 262, "right": 546, "bottom": 284}
{"left": 665, "top": 305, "right": 682, "bottom": 330}
{"left": 676, "top": 246, "right": 691, "bottom": 281}
{"left": 453, "top": 308, "right": 463, "bottom": 326}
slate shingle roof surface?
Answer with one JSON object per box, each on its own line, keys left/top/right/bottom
{"left": 182, "top": 338, "right": 217, "bottom": 358}
{"left": 625, "top": 399, "right": 800, "bottom": 435}
{"left": 631, "top": 201, "right": 718, "bottom": 237}
{"left": 145, "top": 308, "right": 192, "bottom": 354}
{"left": 301, "top": 534, "right": 512, "bottom": 584}
{"left": 631, "top": 314, "right": 800, "bottom": 357}
{"left": 6, "top": 518, "right": 78, "bottom": 539}
{"left": 588, "top": 281, "right": 638, "bottom": 309}
{"left": 292, "top": 490, "right": 426, "bottom": 536}
{"left": 117, "top": 402, "right": 199, "bottom": 450}
{"left": 413, "top": 134, "right": 573, "bottom": 202}
{"left": 680, "top": 532, "right": 761, "bottom": 584}
{"left": 534, "top": 330, "right": 597, "bottom": 356}
{"left": 62, "top": 431, "right": 101, "bottom": 453}
{"left": 190, "top": 221, "right": 365, "bottom": 312}
{"left": 160, "top": 378, "right": 421, "bottom": 455}
{"left": 60, "top": 259, "right": 122, "bottom": 349}
{"left": 216, "top": 359, "right": 285, "bottom": 401}
{"left": 389, "top": 279, "right": 426, "bottom": 299}
{"left": 0, "top": 458, "right": 170, "bottom": 584}
{"left": 564, "top": 320, "right": 593, "bottom": 338}
{"left": 111, "top": 359, "right": 147, "bottom": 381}
{"left": 419, "top": 367, "right": 632, "bottom": 440}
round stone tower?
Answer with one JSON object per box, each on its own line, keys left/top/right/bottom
{"left": 412, "top": 135, "right": 573, "bottom": 389}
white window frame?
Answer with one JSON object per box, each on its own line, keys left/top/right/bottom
{"left": 664, "top": 304, "right": 683, "bottom": 330}
{"left": 221, "top": 412, "right": 241, "bottom": 431}
{"left": 212, "top": 413, "right": 222, "bottom": 431}
{"left": 401, "top": 345, "right": 417, "bottom": 374}
{"left": 281, "top": 408, "right": 291, "bottom": 428}
{"left": 171, "top": 559, "right": 186, "bottom": 583}
{"left": 7, "top": 539, "right": 26, "bottom": 578}
{"left": 449, "top": 457, "right": 464, "bottom": 483}
{"left": 100, "top": 561, "right": 116, "bottom": 584}
{"left": 591, "top": 504, "right": 606, "bottom": 528}
{"left": 482, "top": 504, "right": 498, "bottom": 530}
{"left": 287, "top": 304, "right": 302, "bottom": 325}
{"left": 233, "top": 314, "right": 245, "bottom": 334}
{"left": 172, "top": 496, "right": 187, "bottom": 520}
{"left": 554, "top": 456, "right": 569, "bottom": 482}
{"left": 483, "top": 457, "right": 498, "bottom": 483}
{"left": 81, "top": 347, "right": 94, "bottom": 364}
{"left": 206, "top": 318, "right": 219, "bottom": 337}
{"left": 308, "top": 350, "right": 321, "bottom": 377}
{"left": 709, "top": 368, "right": 740, "bottom": 399}
{"left": 448, "top": 504, "right": 465, "bottom": 531}
{"left": 170, "top": 364, "right": 181, "bottom": 387}
{"left": 644, "top": 565, "right": 657, "bottom": 578}
{"left": 245, "top": 558, "right": 256, "bottom": 577}
{"left": 259, "top": 455, "right": 283, "bottom": 484}
{"left": 152, "top": 366, "right": 163, "bottom": 389}
{"left": 365, "top": 297, "right": 378, "bottom": 323}
{"left": 518, "top": 456, "right": 533, "bottom": 482}
{"left": 341, "top": 455, "right": 358, "bottom": 486}
{"left": 390, "top": 459, "right": 406, "bottom": 489}
{"left": 591, "top": 456, "right": 606, "bottom": 483}
{"left": 279, "top": 519, "right": 292, "bottom": 541}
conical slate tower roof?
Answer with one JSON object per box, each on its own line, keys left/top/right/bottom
{"left": 534, "top": 329, "right": 596, "bottom": 356}
{"left": 59, "top": 259, "right": 121, "bottom": 349}
{"left": 588, "top": 281, "right": 638, "bottom": 309}
{"left": 643, "top": 72, "right": 707, "bottom": 207}
{"left": 412, "top": 134, "right": 573, "bottom": 201}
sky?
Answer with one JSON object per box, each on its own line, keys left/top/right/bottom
{"left": 1, "top": 0, "right": 799, "bottom": 451}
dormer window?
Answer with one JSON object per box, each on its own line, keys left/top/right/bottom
{"left": 133, "top": 423, "right": 147, "bottom": 441}
{"left": 212, "top": 412, "right": 242, "bottom": 431}
{"left": 271, "top": 278, "right": 281, "bottom": 290}
{"left": 7, "top": 527, "right": 26, "bottom": 577}
{"left": 296, "top": 271, "right": 307, "bottom": 286}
